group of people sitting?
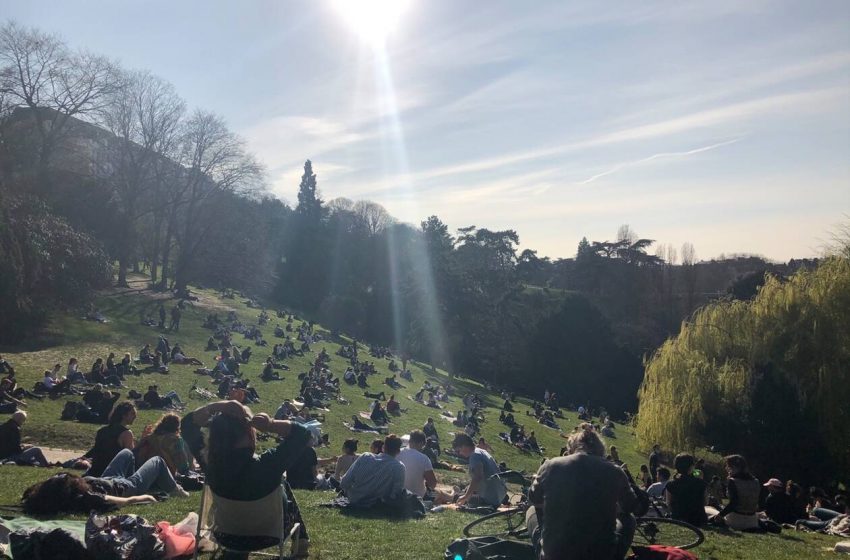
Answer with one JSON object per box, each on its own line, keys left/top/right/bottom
{"left": 639, "top": 444, "right": 850, "bottom": 536}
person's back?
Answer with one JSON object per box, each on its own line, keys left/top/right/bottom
{"left": 666, "top": 473, "right": 707, "bottom": 526}
{"left": 530, "top": 453, "right": 636, "bottom": 559}
{"left": 340, "top": 450, "right": 405, "bottom": 506}
{"left": 763, "top": 488, "right": 794, "bottom": 524}
{"left": 398, "top": 447, "right": 432, "bottom": 498}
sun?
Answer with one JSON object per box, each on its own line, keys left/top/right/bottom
{"left": 331, "top": 0, "right": 412, "bottom": 46}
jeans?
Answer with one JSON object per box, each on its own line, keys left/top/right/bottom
{"left": 12, "top": 447, "right": 49, "bottom": 467}
{"left": 797, "top": 507, "right": 841, "bottom": 530}
{"left": 101, "top": 449, "right": 177, "bottom": 496}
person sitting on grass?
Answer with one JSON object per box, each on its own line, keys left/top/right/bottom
{"left": 340, "top": 434, "right": 406, "bottom": 506}
{"left": 66, "top": 358, "right": 86, "bottom": 384}
{"left": 647, "top": 467, "right": 671, "bottom": 499}
{"left": 261, "top": 357, "right": 282, "bottom": 381}
{"left": 664, "top": 453, "right": 708, "bottom": 527}
{"left": 0, "top": 355, "right": 14, "bottom": 374}
{"left": 370, "top": 401, "right": 390, "bottom": 426}
{"left": 386, "top": 394, "right": 401, "bottom": 414}
{"left": 370, "top": 439, "right": 384, "bottom": 454}
{"left": 398, "top": 430, "right": 438, "bottom": 500}
{"left": 761, "top": 478, "right": 796, "bottom": 524}
{"left": 0, "top": 382, "right": 26, "bottom": 414}
{"left": 143, "top": 385, "right": 183, "bottom": 409}
{"left": 180, "top": 400, "right": 311, "bottom": 557}
{"left": 78, "top": 385, "right": 121, "bottom": 424}
{"left": 0, "top": 412, "right": 50, "bottom": 467}
{"left": 135, "top": 413, "right": 194, "bottom": 475}
{"left": 42, "top": 367, "right": 72, "bottom": 395}
{"left": 709, "top": 454, "right": 761, "bottom": 531}
{"left": 525, "top": 424, "right": 639, "bottom": 560}
{"left": 85, "top": 402, "right": 137, "bottom": 477}
{"left": 451, "top": 433, "right": 507, "bottom": 509}
{"left": 334, "top": 439, "right": 360, "bottom": 480}
{"left": 423, "top": 417, "right": 439, "bottom": 444}
{"left": 139, "top": 343, "right": 153, "bottom": 363}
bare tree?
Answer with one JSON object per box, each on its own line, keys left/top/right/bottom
{"left": 99, "top": 69, "right": 185, "bottom": 285}
{"left": 0, "top": 22, "right": 119, "bottom": 185}
{"left": 681, "top": 241, "right": 698, "bottom": 312}
{"left": 171, "top": 110, "right": 263, "bottom": 294}
{"left": 616, "top": 224, "right": 637, "bottom": 244}
{"left": 353, "top": 199, "right": 394, "bottom": 235}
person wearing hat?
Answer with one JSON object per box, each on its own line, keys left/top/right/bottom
{"left": 761, "top": 478, "right": 795, "bottom": 524}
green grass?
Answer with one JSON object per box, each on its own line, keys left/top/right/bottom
{"left": 0, "top": 274, "right": 842, "bottom": 559}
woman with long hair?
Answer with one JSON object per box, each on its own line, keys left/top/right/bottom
{"left": 712, "top": 454, "right": 761, "bottom": 530}
{"left": 181, "top": 400, "right": 311, "bottom": 557}
{"left": 85, "top": 401, "right": 136, "bottom": 477}
{"left": 135, "top": 413, "right": 193, "bottom": 475}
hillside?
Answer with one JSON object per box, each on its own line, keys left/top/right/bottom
{"left": 0, "top": 275, "right": 841, "bottom": 559}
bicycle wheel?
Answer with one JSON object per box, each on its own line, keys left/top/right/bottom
{"left": 633, "top": 517, "right": 704, "bottom": 550}
{"left": 463, "top": 507, "right": 528, "bottom": 539}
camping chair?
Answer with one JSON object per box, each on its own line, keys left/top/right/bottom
{"left": 194, "top": 479, "right": 301, "bottom": 559}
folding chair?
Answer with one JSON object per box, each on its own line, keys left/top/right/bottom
{"left": 194, "top": 479, "right": 301, "bottom": 559}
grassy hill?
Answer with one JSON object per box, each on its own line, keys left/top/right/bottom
{"left": 0, "top": 275, "right": 841, "bottom": 559}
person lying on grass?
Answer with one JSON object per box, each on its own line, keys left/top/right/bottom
{"left": 22, "top": 449, "right": 189, "bottom": 515}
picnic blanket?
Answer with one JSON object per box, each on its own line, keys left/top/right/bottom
{"left": 406, "top": 395, "right": 443, "bottom": 409}
{"left": 320, "top": 491, "right": 425, "bottom": 519}
{"left": 342, "top": 421, "right": 384, "bottom": 435}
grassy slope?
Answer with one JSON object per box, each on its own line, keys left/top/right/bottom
{"left": 0, "top": 275, "right": 840, "bottom": 559}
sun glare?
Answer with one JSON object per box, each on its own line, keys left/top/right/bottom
{"left": 331, "top": 0, "right": 412, "bottom": 45}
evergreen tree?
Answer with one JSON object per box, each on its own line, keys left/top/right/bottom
{"left": 576, "top": 236, "right": 593, "bottom": 260}
{"left": 296, "top": 159, "right": 323, "bottom": 222}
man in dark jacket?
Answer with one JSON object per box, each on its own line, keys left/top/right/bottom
{"left": 0, "top": 412, "right": 49, "bottom": 466}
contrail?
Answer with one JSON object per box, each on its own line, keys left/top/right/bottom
{"left": 578, "top": 137, "right": 742, "bottom": 184}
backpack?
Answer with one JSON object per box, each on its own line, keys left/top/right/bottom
{"left": 444, "top": 537, "right": 536, "bottom": 560}
{"left": 629, "top": 545, "right": 699, "bottom": 560}
{"left": 61, "top": 401, "right": 84, "bottom": 420}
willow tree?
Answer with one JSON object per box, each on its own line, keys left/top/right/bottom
{"left": 636, "top": 257, "right": 850, "bottom": 483}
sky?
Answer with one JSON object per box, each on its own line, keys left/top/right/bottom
{"left": 4, "top": 0, "right": 849, "bottom": 261}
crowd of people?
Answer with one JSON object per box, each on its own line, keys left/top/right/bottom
{"left": 0, "top": 306, "right": 847, "bottom": 560}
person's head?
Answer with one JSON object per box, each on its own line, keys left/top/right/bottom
{"left": 384, "top": 434, "right": 402, "bottom": 457}
{"left": 409, "top": 430, "right": 426, "bottom": 450}
{"left": 43, "top": 369, "right": 53, "bottom": 378}
{"left": 342, "top": 439, "right": 358, "bottom": 455}
{"left": 451, "top": 433, "right": 476, "bottom": 459}
{"left": 153, "top": 413, "right": 181, "bottom": 435}
{"left": 673, "top": 453, "right": 695, "bottom": 475}
{"left": 426, "top": 417, "right": 434, "bottom": 425}
{"left": 94, "top": 358, "right": 103, "bottom": 365}
{"left": 640, "top": 464, "right": 649, "bottom": 473}
{"left": 12, "top": 411, "right": 27, "bottom": 426}
{"left": 724, "top": 454, "right": 749, "bottom": 476}
{"left": 370, "top": 439, "right": 384, "bottom": 454}
{"left": 389, "top": 394, "right": 395, "bottom": 401}
{"left": 207, "top": 411, "right": 255, "bottom": 471}
{"left": 68, "top": 358, "right": 77, "bottom": 366}
{"left": 108, "top": 352, "right": 115, "bottom": 359}
{"left": 22, "top": 473, "right": 94, "bottom": 515}
{"left": 123, "top": 353, "right": 130, "bottom": 360}
{"left": 653, "top": 444, "right": 660, "bottom": 452}
{"left": 564, "top": 424, "right": 606, "bottom": 457}
{"left": 657, "top": 467, "right": 671, "bottom": 482}
{"left": 763, "top": 478, "right": 784, "bottom": 494}
{"left": 110, "top": 402, "right": 136, "bottom": 426}
{"left": 147, "top": 385, "right": 158, "bottom": 393}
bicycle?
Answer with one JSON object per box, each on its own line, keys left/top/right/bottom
{"left": 463, "top": 490, "right": 704, "bottom": 550}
